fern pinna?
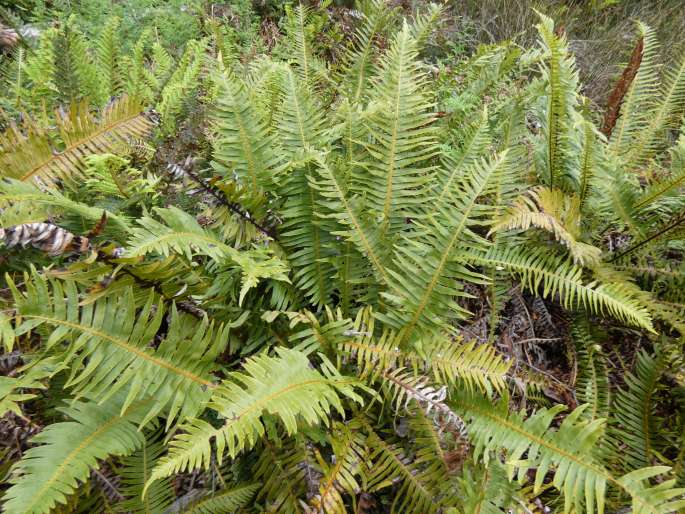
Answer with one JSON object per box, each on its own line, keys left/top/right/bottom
{"left": 1, "top": 3, "right": 685, "bottom": 514}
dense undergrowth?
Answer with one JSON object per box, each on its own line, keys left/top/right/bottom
{"left": 0, "top": 1, "right": 684, "bottom": 513}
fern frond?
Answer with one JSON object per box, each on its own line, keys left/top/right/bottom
{"left": 458, "top": 391, "right": 685, "bottom": 514}
{"left": 178, "top": 483, "right": 260, "bottom": 514}
{"left": 378, "top": 150, "right": 512, "bottom": 340}
{"left": 339, "top": 308, "right": 510, "bottom": 394}
{"left": 491, "top": 186, "right": 602, "bottom": 265}
{"left": 252, "top": 438, "right": 307, "bottom": 513}
{"left": 535, "top": 12, "right": 580, "bottom": 190}
{"left": 311, "top": 156, "right": 391, "bottom": 287}
{"left": 146, "top": 349, "right": 364, "bottom": 488}
{"left": 96, "top": 17, "right": 124, "bottom": 98}
{"left": 0, "top": 179, "right": 132, "bottom": 238}
{"left": 9, "top": 275, "right": 227, "bottom": 425}
{"left": 476, "top": 247, "right": 654, "bottom": 331}
{"left": 365, "top": 426, "right": 441, "bottom": 513}
{"left": 408, "top": 2, "right": 443, "bottom": 51}
{"left": 0, "top": 96, "right": 156, "bottom": 185}
{"left": 284, "top": 4, "right": 327, "bottom": 86}
{"left": 51, "top": 21, "right": 104, "bottom": 105}
{"left": 572, "top": 319, "right": 611, "bottom": 421}
{"left": 2, "top": 395, "right": 147, "bottom": 514}
{"left": 0, "top": 357, "right": 59, "bottom": 416}
{"left": 275, "top": 68, "right": 337, "bottom": 307}
{"left": 612, "top": 350, "right": 663, "bottom": 472}
{"left": 116, "top": 439, "right": 174, "bottom": 514}
{"left": 126, "top": 206, "right": 234, "bottom": 261}
{"left": 339, "top": 0, "right": 395, "bottom": 104}
{"left": 157, "top": 39, "right": 207, "bottom": 135}
{"left": 609, "top": 23, "right": 661, "bottom": 159}
{"left": 359, "top": 23, "right": 437, "bottom": 236}
{"left": 625, "top": 52, "right": 685, "bottom": 168}
{"left": 436, "top": 107, "right": 492, "bottom": 206}
{"left": 211, "top": 70, "right": 282, "bottom": 190}
{"left": 310, "top": 421, "right": 366, "bottom": 514}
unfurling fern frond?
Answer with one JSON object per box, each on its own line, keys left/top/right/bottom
{"left": 0, "top": 96, "right": 156, "bottom": 185}
{"left": 3, "top": 395, "right": 147, "bottom": 514}
{"left": 146, "top": 349, "right": 364, "bottom": 489}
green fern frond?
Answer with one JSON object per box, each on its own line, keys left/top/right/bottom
{"left": 365, "top": 426, "right": 441, "bottom": 513}
{"left": 359, "top": 23, "right": 438, "bottom": 236}
{"left": 275, "top": 68, "right": 337, "bottom": 307}
{"left": 338, "top": 0, "right": 395, "bottom": 104}
{"left": 310, "top": 421, "right": 366, "bottom": 514}
{"left": 0, "top": 179, "right": 132, "bottom": 238}
{"left": 476, "top": 247, "right": 654, "bottom": 331}
{"left": 436, "top": 107, "right": 492, "bottom": 206}
{"left": 126, "top": 205, "right": 234, "bottom": 261}
{"left": 609, "top": 23, "right": 661, "bottom": 159}
{"left": 0, "top": 96, "right": 156, "bottom": 185}
{"left": 339, "top": 308, "right": 510, "bottom": 394}
{"left": 211, "top": 70, "right": 282, "bottom": 190}
{"left": 178, "top": 483, "right": 260, "bottom": 514}
{"left": 535, "top": 12, "right": 580, "bottom": 190}
{"left": 491, "top": 186, "right": 602, "bottom": 265}
{"left": 157, "top": 39, "right": 207, "bottom": 135}
{"left": 456, "top": 461, "right": 519, "bottom": 514}
{"left": 252, "top": 438, "right": 307, "bottom": 513}
{"left": 612, "top": 350, "right": 664, "bottom": 472}
{"left": 0, "top": 357, "right": 60, "bottom": 416}
{"left": 96, "top": 17, "right": 124, "bottom": 98}
{"left": 284, "top": 4, "right": 327, "bottom": 86}
{"left": 51, "top": 20, "right": 105, "bottom": 106}
{"left": 9, "top": 274, "right": 227, "bottom": 425}
{"left": 625, "top": 52, "right": 685, "bottom": 168}
{"left": 2, "top": 394, "right": 147, "bottom": 514}
{"left": 378, "top": 150, "right": 512, "bottom": 340}
{"left": 311, "top": 155, "right": 391, "bottom": 287}
{"left": 458, "top": 391, "right": 685, "bottom": 514}
{"left": 116, "top": 439, "right": 174, "bottom": 514}
{"left": 572, "top": 319, "right": 611, "bottom": 421}
{"left": 145, "top": 349, "right": 364, "bottom": 489}
{"left": 408, "top": 2, "right": 443, "bottom": 51}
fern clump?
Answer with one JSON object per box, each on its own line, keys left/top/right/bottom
{"left": 1, "top": 3, "right": 685, "bottom": 513}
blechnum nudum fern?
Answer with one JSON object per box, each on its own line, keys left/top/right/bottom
{"left": 1, "top": 2, "right": 685, "bottom": 513}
